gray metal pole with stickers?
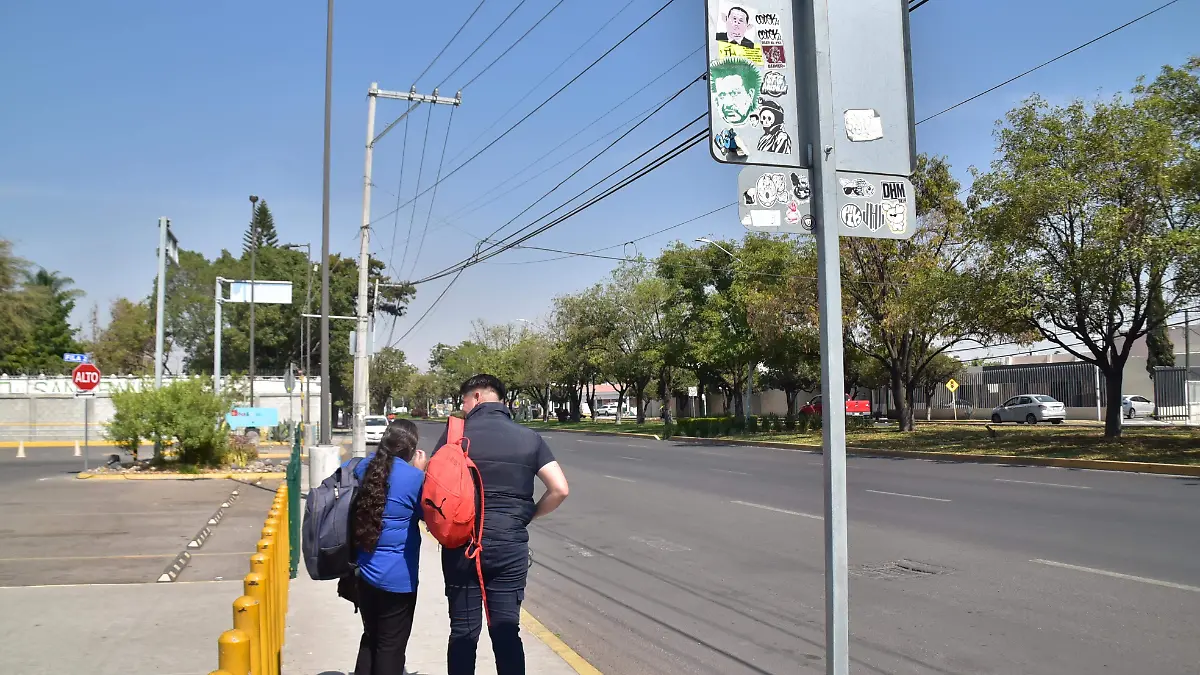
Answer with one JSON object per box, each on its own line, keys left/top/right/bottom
{"left": 705, "top": 1, "right": 915, "bottom": 671}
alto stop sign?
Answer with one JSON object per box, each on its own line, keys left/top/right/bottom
{"left": 72, "top": 363, "right": 102, "bottom": 392}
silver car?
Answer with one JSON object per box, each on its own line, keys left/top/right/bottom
{"left": 1121, "top": 395, "right": 1154, "bottom": 419}
{"left": 991, "top": 394, "right": 1066, "bottom": 424}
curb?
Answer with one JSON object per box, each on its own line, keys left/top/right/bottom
{"left": 520, "top": 608, "right": 603, "bottom": 675}
{"left": 525, "top": 426, "right": 662, "bottom": 441}
{"left": 76, "top": 471, "right": 286, "bottom": 481}
{"left": 667, "top": 436, "right": 1200, "bottom": 477}
{"left": 4, "top": 440, "right": 124, "bottom": 448}
{"left": 157, "top": 550, "right": 191, "bottom": 583}
{"left": 189, "top": 488, "right": 241, "bottom": 547}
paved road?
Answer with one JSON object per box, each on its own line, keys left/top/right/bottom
{"left": 413, "top": 422, "right": 1200, "bottom": 674}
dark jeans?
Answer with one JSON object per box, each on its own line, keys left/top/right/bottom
{"left": 355, "top": 580, "right": 417, "bottom": 675}
{"left": 446, "top": 583, "right": 526, "bottom": 675}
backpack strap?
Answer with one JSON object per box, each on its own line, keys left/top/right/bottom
{"left": 451, "top": 414, "right": 489, "bottom": 626}
{"left": 446, "top": 415, "right": 465, "bottom": 447}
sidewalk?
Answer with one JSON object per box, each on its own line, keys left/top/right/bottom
{"left": 284, "top": 534, "right": 581, "bottom": 675}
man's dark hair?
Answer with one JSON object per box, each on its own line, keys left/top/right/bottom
{"left": 727, "top": 6, "right": 749, "bottom": 21}
{"left": 460, "top": 373, "right": 506, "bottom": 400}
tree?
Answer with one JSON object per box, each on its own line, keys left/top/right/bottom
{"left": 972, "top": 86, "right": 1200, "bottom": 437}
{"left": 89, "top": 299, "right": 155, "bottom": 374}
{"left": 842, "top": 155, "right": 1009, "bottom": 431}
{"left": 1145, "top": 288, "right": 1176, "bottom": 375}
{"left": 243, "top": 201, "right": 279, "bottom": 253}
{"left": 369, "top": 347, "right": 416, "bottom": 413}
{"left": 0, "top": 268, "right": 83, "bottom": 375}
{"left": 917, "top": 353, "right": 963, "bottom": 421}
{"left": 0, "top": 240, "right": 35, "bottom": 372}
{"left": 508, "top": 332, "right": 556, "bottom": 421}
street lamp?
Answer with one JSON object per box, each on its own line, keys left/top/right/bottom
{"left": 695, "top": 237, "right": 753, "bottom": 418}
{"left": 284, "top": 243, "right": 316, "bottom": 442}
{"left": 248, "top": 195, "right": 259, "bottom": 406}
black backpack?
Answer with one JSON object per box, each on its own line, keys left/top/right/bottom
{"left": 302, "top": 458, "right": 364, "bottom": 580}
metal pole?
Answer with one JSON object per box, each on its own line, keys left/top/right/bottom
{"left": 351, "top": 85, "right": 378, "bottom": 459}
{"left": 745, "top": 362, "right": 753, "bottom": 417}
{"left": 83, "top": 397, "right": 89, "bottom": 471}
{"left": 214, "top": 277, "right": 224, "bottom": 395}
{"left": 154, "top": 217, "right": 168, "bottom": 389}
{"left": 799, "top": 0, "right": 849, "bottom": 671}
{"left": 248, "top": 195, "right": 259, "bottom": 406}
{"left": 319, "top": 0, "right": 334, "bottom": 446}
{"left": 1094, "top": 364, "right": 1102, "bottom": 422}
{"left": 1186, "top": 309, "right": 1192, "bottom": 423}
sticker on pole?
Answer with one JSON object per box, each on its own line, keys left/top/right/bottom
{"left": 833, "top": 172, "right": 916, "bottom": 240}
{"left": 706, "top": 0, "right": 806, "bottom": 168}
{"left": 738, "top": 166, "right": 813, "bottom": 234}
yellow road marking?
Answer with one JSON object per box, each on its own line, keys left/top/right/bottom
{"left": 520, "top": 608, "right": 604, "bottom": 674}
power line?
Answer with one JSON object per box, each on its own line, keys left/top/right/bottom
{"left": 449, "top": 0, "right": 642, "bottom": 164}
{"left": 406, "top": 106, "right": 458, "bottom": 279}
{"left": 412, "top": 0, "right": 490, "bottom": 87}
{"left": 397, "top": 103, "right": 435, "bottom": 275}
{"left": 368, "top": 0, "right": 680, "bottom": 230}
{"left": 460, "top": 0, "right": 572, "bottom": 90}
{"left": 436, "top": 0, "right": 531, "bottom": 89}
{"left": 908, "top": 0, "right": 934, "bottom": 11}
{"left": 917, "top": 0, "right": 1186, "bottom": 125}
{"left": 384, "top": 109, "right": 413, "bottom": 278}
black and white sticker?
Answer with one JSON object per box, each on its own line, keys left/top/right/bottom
{"left": 881, "top": 181, "right": 907, "bottom": 202}
{"left": 840, "top": 204, "right": 863, "bottom": 228}
{"left": 790, "top": 172, "right": 810, "bottom": 202}
{"left": 839, "top": 177, "right": 875, "bottom": 198}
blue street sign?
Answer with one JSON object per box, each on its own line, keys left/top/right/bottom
{"left": 63, "top": 353, "right": 89, "bottom": 363}
{"left": 225, "top": 407, "right": 280, "bottom": 429}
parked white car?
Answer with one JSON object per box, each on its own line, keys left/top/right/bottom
{"left": 1121, "top": 395, "right": 1154, "bottom": 419}
{"left": 991, "top": 394, "right": 1066, "bottom": 424}
{"left": 364, "top": 415, "right": 389, "bottom": 444}
{"left": 597, "top": 403, "right": 620, "bottom": 418}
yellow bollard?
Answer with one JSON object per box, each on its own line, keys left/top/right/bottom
{"left": 250, "top": 551, "right": 276, "bottom": 675}
{"left": 244, "top": 573, "right": 270, "bottom": 675}
{"left": 263, "top": 522, "right": 280, "bottom": 642}
{"left": 217, "top": 628, "right": 251, "bottom": 675}
{"left": 233, "top": 596, "right": 262, "bottom": 675}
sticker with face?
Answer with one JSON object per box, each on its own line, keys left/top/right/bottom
{"left": 785, "top": 201, "right": 801, "bottom": 225}
{"left": 840, "top": 204, "right": 863, "bottom": 228}
{"left": 801, "top": 214, "right": 814, "bottom": 231}
{"left": 790, "top": 172, "right": 810, "bottom": 202}
{"left": 719, "top": 6, "right": 754, "bottom": 46}
{"left": 839, "top": 177, "right": 875, "bottom": 198}
{"left": 710, "top": 57, "right": 762, "bottom": 127}
{"left": 755, "top": 172, "right": 785, "bottom": 207}
{"left": 883, "top": 200, "right": 907, "bottom": 233}
{"left": 762, "top": 45, "right": 786, "bottom": 68}
{"left": 761, "top": 71, "right": 787, "bottom": 97}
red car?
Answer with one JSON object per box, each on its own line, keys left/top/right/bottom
{"left": 800, "top": 395, "right": 872, "bottom": 416}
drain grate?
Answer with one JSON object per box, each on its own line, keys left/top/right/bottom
{"left": 849, "top": 559, "right": 953, "bottom": 580}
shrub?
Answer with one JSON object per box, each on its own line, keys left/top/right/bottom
{"left": 747, "top": 416, "right": 759, "bottom": 433}
{"left": 696, "top": 418, "right": 712, "bottom": 437}
{"left": 846, "top": 415, "right": 874, "bottom": 431}
{"left": 772, "top": 414, "right": 785, "bottom": 433}
{"left": 108, "top": 378, "right": 238, "bottom": 466}
{"left": 221, "top": 434, "right": 259, "bottom": 467}
{"left": 663, "top": 421, "right": 676, "bottom": 439}
{"left": 785, "top": 414, "right": 797, "bottom": 432}
{"left": 804, "top": 411, "right": 822, "bottom": 431}
{"left": 732, "top": 416, "right": 746, "bottom": 433}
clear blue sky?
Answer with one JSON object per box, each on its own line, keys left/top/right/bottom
{"left": 1, "top": 0, "right": 1196, "bottom": 370}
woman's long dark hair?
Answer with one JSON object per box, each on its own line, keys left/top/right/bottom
{"left": 353, "top": 420, "right": 419, "bottom": 553}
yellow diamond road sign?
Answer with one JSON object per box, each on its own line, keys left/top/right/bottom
{"left": 946, "top": 378, "right": 959, "bottom": 393}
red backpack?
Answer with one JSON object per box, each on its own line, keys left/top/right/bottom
{"left": 421, "top": 416, "right": 490, "bottom": 619}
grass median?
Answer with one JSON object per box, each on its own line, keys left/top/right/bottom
{"left": 521, "top": 419, "right": 1200, "bottom": 465}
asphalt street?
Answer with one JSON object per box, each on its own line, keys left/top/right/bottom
{"left": 414, "top": 421, "right": 1200, "bottom": 674}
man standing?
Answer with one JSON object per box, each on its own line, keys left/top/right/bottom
{"left": 716, "top": 6, "right": 756, "bottom": 48}
{"left": 436, "top": 374, "right": 570, "bottom": 675}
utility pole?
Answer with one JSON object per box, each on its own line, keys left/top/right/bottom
{"left": 285, "top": 243, "right": 315, "bottom": 441}
{"left": 214, "top": 277, "right": 224, "bottom": 394}
{"left": 153, "top": 217, "right": 178, "bottom": 389}
{"left": 351, "top": 83, "right": 461, "bottom": 458}
{"left": 318, "top": 0, "right": 334, "bottom": 447}
{"left": 248, "top": 195, "right": 259, "bottom": 406}
{"left": 1186, "top": 309, "right": 1192, "bottom": 422}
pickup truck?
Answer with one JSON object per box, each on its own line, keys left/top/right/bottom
{"left": 800, "top": 395, "right": 872, "bottom": 416}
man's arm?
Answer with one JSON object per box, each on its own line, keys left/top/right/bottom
{"left": 533, "top": 461, "right": 569, "bottom": 520}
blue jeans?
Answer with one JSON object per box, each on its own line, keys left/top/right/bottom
{"left": 446, "top": 583, "right": 525, "bottom": 675}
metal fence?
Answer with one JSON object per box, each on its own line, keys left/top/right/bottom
{"left": 875, "top": 362, "right": 1107, "bottom": 420}
{"left": 1152, "top": 366, "right": 1200, "bottom": 422}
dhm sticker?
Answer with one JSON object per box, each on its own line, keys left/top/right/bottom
{"left": 881, "top": 181, "right": 907, "bottom": 202}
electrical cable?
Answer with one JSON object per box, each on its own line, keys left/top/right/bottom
{"left": 436, "top": 0, "right": 531, "bottom": 89}
{"left": 406, "top": 106, "right": 458, "bottom": 279}
{"left": 384, "top": 110, "right": 413, "bottom": 279}
{"left": 397, "top": 103, "right": 436, "bottom": 276}
{"left": 367, "top": 0, "right": 680, "bottom": 229}
{"left": 917, "top": 0, "right": 1186, "bottom": 125}
{"left": 412, "top": 0, "right": 490, "bottom": 87}
{"left": 459, "top": 0, "right": 572, "bottom": 90}
{"left": 908, "top": 0, "right": 934, "bottom": 11}
{"left": 449, "top": 0, "right": 641, "bottom": 163}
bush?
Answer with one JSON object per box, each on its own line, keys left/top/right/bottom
{"left": 747, "top": 416, "right": 759, "bottom": 433}
{"left": 846, "top": 415, "right": 875, "bottom": 431}
{"left": 697, "top": 418, "right": 712, "bottom": 437}
{"left": 785, "top": 414, "right": 797, "bottom": 432}
{"left": 772, "top": 414, "right": 785, "bottom": 433}
{"left": 663, "top": 421, "right": 676, "bottom": 439}
{"left": 804, "top": 412, "right": 822, "bottom": 431}
{"left": 732, "top": 416, "right": 746, "bottom": 433}
{"left": 107, "top": 378, "right": 238, "bottom": 467}
{"left": 222, "top": 434, "right": 259, "bottom": 467}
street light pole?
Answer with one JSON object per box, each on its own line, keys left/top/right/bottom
{"left": 285, "top": 243, "right": 315, "bottom": 441}
{"left": 248, "top": 195, "right": 259, "bottom": 406}
{"left": 319, "top": 0, "right": 334, "bottom": 446}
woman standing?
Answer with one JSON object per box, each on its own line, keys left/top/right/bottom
{"left": 351, "top": 420, "right": 428, "bottom": 674}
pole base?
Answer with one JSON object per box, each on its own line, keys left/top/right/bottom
{"left": 306, "top": 444, "right": 343, "bottom": 493}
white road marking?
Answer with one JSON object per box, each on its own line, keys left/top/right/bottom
{"left": 865, "top": 489, "right": 951, "bottom": 502}
{"left": 604, "top": 475, "right": 637, "bottom": 483}
{"left": 564, "top": 542, "right": 595, "bottom": 558}
{"left": 618, "top": 456, "right": 643, "bottom": 461}
{"left": 731, "top": 500, "right": 823, "bottom": 520}
{"left": 576, "top": 439, "right": 617, "bottom": 444}
{"left": 994, "top": 478, "right": 1091, "bottom": 490}
{"left": 630, "top": 535, "right": 691, "bottom": 552}
{"left": 1031, "top": 559, "right": 1200, "bottom": 593}
{"left": 712, "top": 468, "right": 750, "bottom": 475}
